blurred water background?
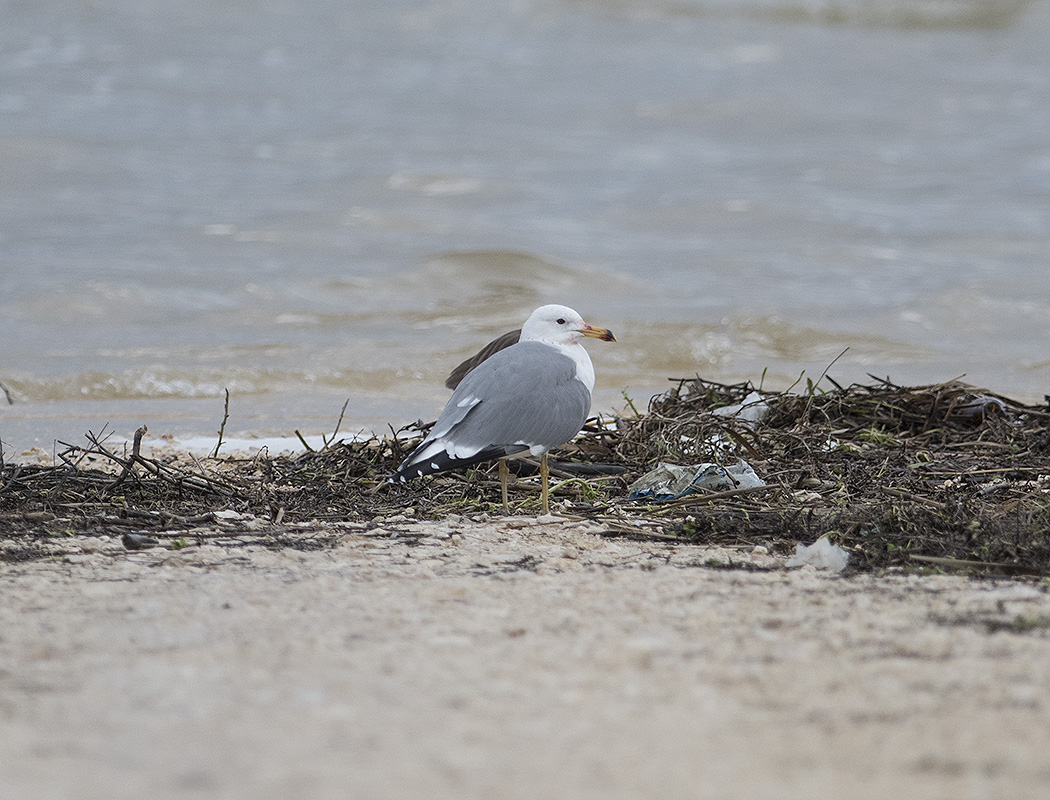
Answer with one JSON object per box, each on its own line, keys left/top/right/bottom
{"left": 2, "top": 0, "right": 1050, "bottom": 455}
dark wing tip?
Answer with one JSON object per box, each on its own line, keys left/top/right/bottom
{"left": 444, "top": 328, "right": 522, "bottom": 390}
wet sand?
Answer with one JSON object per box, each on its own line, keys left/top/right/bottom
{"left": 2, "top": 516, "right": 1049, "bottom": 799}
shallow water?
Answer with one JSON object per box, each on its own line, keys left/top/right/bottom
{"left": 3, "top": 0, "right": 1050, "bottom": 455}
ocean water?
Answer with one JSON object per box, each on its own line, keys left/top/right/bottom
{"left": 2, "top": 0, "right": 1050, "bottom": 456}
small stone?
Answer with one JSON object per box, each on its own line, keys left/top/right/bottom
{"left": 122, "top": 532, "right": 159, "bottom": 550}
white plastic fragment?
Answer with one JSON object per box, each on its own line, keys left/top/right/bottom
{"left": 711, "top": 391, "right": 770, "bottom": 426}
{"left": 785, "top": 536, "right": 849, "bottom": 573}
{"left": 627, "top": 459, "right": 766, "bottom": 501}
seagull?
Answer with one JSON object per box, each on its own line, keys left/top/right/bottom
{"left": 393, "top": 304, "right": 615, "bottom": 514}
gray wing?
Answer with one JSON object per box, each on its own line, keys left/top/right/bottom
{"left": 444, "top": 329, "right": 522, "bottom": 389}
{"left": 436, "top": 340, "right": 591, "bottom": 454}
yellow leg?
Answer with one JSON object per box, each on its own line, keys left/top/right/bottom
{"left": 498, "top": 458, "right": 510, "bottom": 514}
{"left": 540, "top": 453, "right": 550, "bottom": 515}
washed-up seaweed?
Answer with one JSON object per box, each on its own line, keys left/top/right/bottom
{"left": 3, "top": 376, "right": 1050, "bottom": 575}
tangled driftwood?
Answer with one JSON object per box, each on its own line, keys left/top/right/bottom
{"left": 2, "top": 376, "right": 1050, "bottom": 574}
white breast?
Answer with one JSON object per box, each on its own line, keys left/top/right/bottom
{"left": 548, "top": 341, "right": 595, "bottom": 393}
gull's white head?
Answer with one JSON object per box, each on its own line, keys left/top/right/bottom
{"left": 520, "top": 304, "right": 616, "bottom": 346}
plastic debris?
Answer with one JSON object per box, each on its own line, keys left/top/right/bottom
{"left": 951, "top": 395, "right": 1007, "bottom": 425}
{"left": 627, "top": 459, "right": 765, "bottom": 501}
{"left": 785, "top": 536, "right": 849, "bottom": 573}
{"left": 790, "top": 489, "right": 824, "bottom": 504}
{"left": 711, "top": 391, "right": 770, "bottom": 427}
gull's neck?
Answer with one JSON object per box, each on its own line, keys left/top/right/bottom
{"left": 539, "top": 339, "right": 595, "bottom": 393}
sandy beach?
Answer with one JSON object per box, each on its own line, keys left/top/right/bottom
{"left": 2, "top": 514, "right": 1049, "bottom": 800}
{"left": 6, "top": 1, "right": 1050, "bottom": 796}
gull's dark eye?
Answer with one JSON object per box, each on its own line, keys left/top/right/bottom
{"left": 556, "top": 318, "right": 566, "bottom": 325}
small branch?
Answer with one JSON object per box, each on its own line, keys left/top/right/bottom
{"left": 714, "top": 421, "right": 764, "bottom": 461}
{"left": 882, "top": 488, "right": 946, "bottom": 511}
{"left": 815, "top": 347, "right": 850, "bottom": 392}
{"left": 0, "top": 464, "right": 22, "bottom": 496}
{"left": 0, "top": 379, "right": 13, "bottom": 405}
{"left": 388, "top": 424, "right": 405, "bottom": 461}
{"left": 323, "top": 398, "right": 350, "bottom": 450}
{"left": 212, "top": 388, "right": 231, "bottom": 459}
{"left": 294, "top": 430, "right": 315, "bottom": 452}
{"left": 63, "top": 427, "right": 238, "bottom": 498}
{"left": 109, "top": 425, "right": 147, "bottom": 489}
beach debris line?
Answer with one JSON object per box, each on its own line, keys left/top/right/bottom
{"left": 2, "top": 373, "right": 1050, "bottom": 574}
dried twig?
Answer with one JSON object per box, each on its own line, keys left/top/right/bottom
{"left": 294, "top": 430, "right": 315, "bottom": 453}
{"left": 323, "top": 399, "right": 351, "bottom": 450}
{"left": 110, "top": 425, "right": 148, "bottom": 489}
{"left": 212, "top": 388, "right": 231, "bottom": 458}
